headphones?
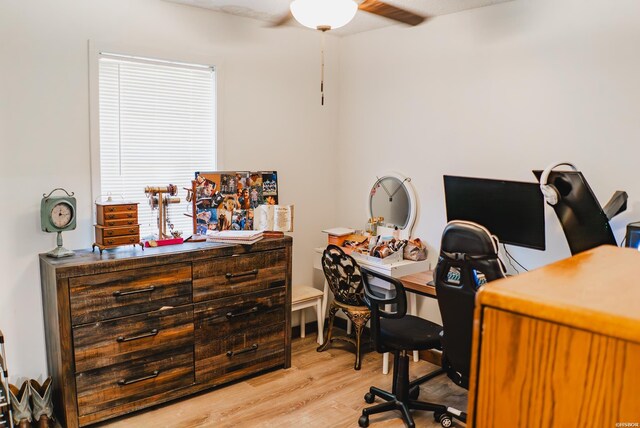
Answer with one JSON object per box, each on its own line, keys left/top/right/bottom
{"left": 539, "top": 162, "right": 578, "bottom": 205}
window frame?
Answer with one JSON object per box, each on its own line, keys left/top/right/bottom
{"left": 88, "top": 40, "right": 225, "bottom": 226}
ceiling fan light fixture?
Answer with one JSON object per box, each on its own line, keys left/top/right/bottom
{"left": 290, "top": 0, "right": 358, "bottom": 30}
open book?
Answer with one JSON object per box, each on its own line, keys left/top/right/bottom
{"left": 253, "top": 205, "right": 294, "bottom": 232}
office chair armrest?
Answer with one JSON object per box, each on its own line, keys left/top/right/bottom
{"left": 361, "top": 267, "right": 407, "bottom": 318}
{"left": 361, "top": 267, "right": 405, "bottom": 293}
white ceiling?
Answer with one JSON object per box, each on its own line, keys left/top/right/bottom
{"left": 164, "top": 0, "right": 514, "bottom": 36}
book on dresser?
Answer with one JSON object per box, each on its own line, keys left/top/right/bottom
{"left": 39, "top": 237, "right": 292, "bottom": 428}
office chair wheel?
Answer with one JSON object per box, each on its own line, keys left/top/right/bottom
{"left": 409, "top": 385, "right": 420, "bottom": 400}
{"left": 358, "top": 415, "right": 369, "bottom": 427}
{"left": 364, "top": 392, "right": 375, "bottom": 404}
{"left": 439, "top": 414, "right": 453, "bottom": 427}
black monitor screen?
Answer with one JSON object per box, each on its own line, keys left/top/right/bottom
{"left": 444, "top": 175, "right": 546, "bottom": 250}
{"left": 625, "top": 222, "right": 640, "bottom": 251}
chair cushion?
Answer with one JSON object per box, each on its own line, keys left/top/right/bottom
{"left": 379, "top": 315, "right": 442, "bottom": 351}
{"left": 292, "top": 285, "right": 323, "bottom": 304}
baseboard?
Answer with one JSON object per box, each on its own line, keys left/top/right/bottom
{"left": 418, "top": 349, "right": 442, "bottom": 366}
{"left": 290, "top": 317, "right": 352, "bottom": 339}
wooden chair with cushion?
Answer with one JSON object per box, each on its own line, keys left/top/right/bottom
{"left": 292, "top": 285, "right": 324, "bottom": 345}
{"left": 316, "top": 245, "right": 371, "bottom": 370}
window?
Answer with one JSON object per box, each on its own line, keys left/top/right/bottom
{"left": 98, "top": 53, "right": 216, "bottom": 238}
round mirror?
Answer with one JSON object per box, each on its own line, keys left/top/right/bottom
{"left": 369, "top": 174, "right": 416, "bottom": 233}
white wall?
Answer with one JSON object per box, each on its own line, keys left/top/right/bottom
{"left": 3, "top": 0, "right": 640, "bottom": 380}
{"left": 0, "top": 0, "right": 340, "bottom": 379}
{"left": 337, "top": 0, "right": 640, "bottom": 322}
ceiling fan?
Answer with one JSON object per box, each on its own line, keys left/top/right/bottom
{"left": 273, "top": 0, "right": 430, "bottom": 32}
{"left": 274, "top": 0, "right": 429, "bottom": 106}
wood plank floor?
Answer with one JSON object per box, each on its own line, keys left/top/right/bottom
{"left": 97, "top": 334, "right": 467, "bottom": 427}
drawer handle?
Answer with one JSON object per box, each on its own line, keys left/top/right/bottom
{"left": 117, "top": 370, "right": 159, "bottom": 386}
{"left": 225, "top": 269, "right": 259, "bottom": 280}
{"left": 127, "top": 206, "right": 134, "bottom": 210}
{"left": 106, "top": 230, "right": 114, "bottom": 236}
{"left": 127, "top": 213, "right": 134, "bottom": 218}
{"left": 226, "top": 343, "right": 258, "bottom": 357}
{"left": 113, "top": 285, "right": 156, "bottom": 297}
{"left": 226, "top": 306, "right": 259, "bottom": 319}
{"left": 116, "top": 329, "right": 158, "bottom": 343}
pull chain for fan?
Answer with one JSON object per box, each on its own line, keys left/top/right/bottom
{"left": 320, "top": 29, "right": 326, "bottom": 106}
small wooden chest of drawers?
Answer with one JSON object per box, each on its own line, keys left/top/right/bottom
{"left": 40, "top": 238, "right": 292, "bottom": 428}
{"left": 93, "top": 202, "right": 142, "bottom": 254}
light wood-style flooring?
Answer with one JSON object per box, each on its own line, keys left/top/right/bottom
{"left": 98, "top": 334, "right": 467, "bottom": 427}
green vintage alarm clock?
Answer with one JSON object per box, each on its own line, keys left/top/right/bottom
{"left": 41, "top": 188, "right": 77, "bottom": 258}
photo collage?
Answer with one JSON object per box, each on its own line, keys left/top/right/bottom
{"left": 193, "top": 171, "right": 279, "bottom": 235}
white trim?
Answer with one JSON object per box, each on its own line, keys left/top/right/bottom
{"left": 99, "top": 52, "right": 214, "bottom": 71}
{"left": 367, "top": 171, "right": 417, "bottom": 238}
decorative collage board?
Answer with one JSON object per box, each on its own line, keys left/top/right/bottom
{"left": 193, "top": 171, "right": 278, "bottom": 235}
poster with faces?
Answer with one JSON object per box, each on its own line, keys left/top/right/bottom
{"left": 193, "top": 171, "right": 278, "bottom": 234}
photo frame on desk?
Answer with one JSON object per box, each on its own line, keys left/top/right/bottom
{"left": 191, "top": 171, "right": 279, "bottom": 235}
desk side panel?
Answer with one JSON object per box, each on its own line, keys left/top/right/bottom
{"left": 466, "top": 301, "right": 485, "bottom": 428}
{"left": 284, "top": 239, "right": 292, "bottom": 368}
{"left": 472, "top": 307, "right": 640, "bottom": 427}
{"left": 40, "top": 259, "right": 79, "bottom": 428}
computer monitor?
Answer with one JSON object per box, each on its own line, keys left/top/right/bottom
{"left": 625, "top": 222, "right": 640, "bottom": 250}
{"left": 444, "top": 175, "right": 546, "bottom": 250}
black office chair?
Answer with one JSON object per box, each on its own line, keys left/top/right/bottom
{"left": 433, "top": 220, "right": 507, "bottom": 424}
{"left": 358, "top": 268, "right": 447, "bottom": 428}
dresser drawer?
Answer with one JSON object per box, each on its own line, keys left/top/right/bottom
{"left": 75, "top": 347, "right": 193, "bottom": 417}
{"left": 97, "top": 204, "right": 138, "bottom": 223}
{"left": 194, "top": 288, "right": 285, "bottom": 340}
{"left": 69, "top": 263, "right": 192, "bottom": 325}
{"left": 95, "top": 234, "right": 141, "bottom": 246}
{"left": 95, "top": 225, "right": 140, "bottom": 239}
{"left": 104, "top": 204, "right": 137, "bottom": 213}
{"left": 195, "top": 323, "right": 285, "bottom": 384}
{"left": 193, "top": 250, "right": 287, "bottom": 302}
{"left": 73, "top": 306, "right": 194, "bottom": 372}
{"left": 102, "top": 218, "right": 138, "bottom": 227}
{"left": 100, "top": 211, "right": 138, "bottom": 222}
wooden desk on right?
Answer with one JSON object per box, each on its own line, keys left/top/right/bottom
{"left": 400, "top": 270, "right": 436, "bottom": 299}
{"left": 468, "top": 245, "right": 640, "bottom": 427}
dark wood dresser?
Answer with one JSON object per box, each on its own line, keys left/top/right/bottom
{"left": 39, "top": 237, "right": 292, "bottom": 428}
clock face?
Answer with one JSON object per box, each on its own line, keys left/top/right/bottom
{"left": 51, "top": 202, "right": 74, "bottom": 228}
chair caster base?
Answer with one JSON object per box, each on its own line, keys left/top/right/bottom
{"left": 358, "top": 415, "right": 369, "bottom": 427}
{"left": 434, "top": 412, "right": 453, "bottom": 427}
{"left": 364, "top": 392, "right": 375, "bottom": 404}
{"left": 409, "top": 385, "right": 420, "bottom": 400}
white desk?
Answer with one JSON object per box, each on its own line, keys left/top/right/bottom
{"left": 313, "top": 247, "right": 429, "bottom": 373}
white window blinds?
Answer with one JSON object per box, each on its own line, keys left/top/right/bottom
{"left": 98, "top": 53, "right": 216, "bottom": 238}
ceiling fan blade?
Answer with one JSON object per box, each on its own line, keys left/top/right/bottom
{"left": 358, "top": 0, "right": 428, "bottom": 26}
{"left": 269, "top": 10, "right": 293, "bottom": 27}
